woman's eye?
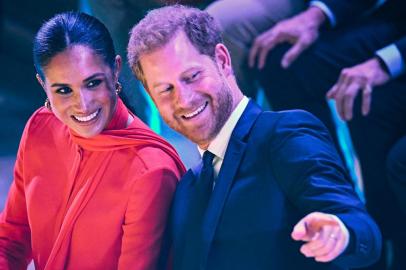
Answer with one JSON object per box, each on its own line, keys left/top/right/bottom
{"left": 56, "top": 87, "right": 72, "bottom": 95}
{"left": 87, "top": 79, "right": 102, "bottom": 88}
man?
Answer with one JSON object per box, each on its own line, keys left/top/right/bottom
{"left": 249, "top": 1, "right": 406, "bottom": 268}
{"left": 127, "top": 5, "right": 381, "bottom": 269}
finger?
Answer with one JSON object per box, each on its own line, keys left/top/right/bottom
{"left": 301, "top": 226, "right": 333, "bottom": 253}
{"left": 292, "top": 213, "right": 338, "bottom": 242}
{"left": 300, "top": 225, "right": 334, "bottom": 257}
{"left": 312, "top": 227, "right": 340, "bottom": 259}
{"left": 300, "top": 233, "right": 324, "bottom": 257}
{"left": 248, "top": 33, "right": 269, "bottom": 68}
{"left": 335, "top": 94, "right": 345, "bottom": 121}
{"left": 362, "top": 84, "right": 372, "bottom": 116}
{"left": 305, "top": 217, "right": 338, "bottom": 234}
{"left": 248, "top": 40, "right": 261, "bottom": 68}
{"left": 333, "top": 77, "right": 351, "bottom": 121}
{"left": 291, "top": 219, "right": 309, "bottom": 241}
{"left": 249, "top": 29, "right": 278, "bottom": 68}
{"left": 257, "top": 34, "right": 282, "bottom": 69}
{"left": 257, "top": 46, "right": 270, "bottom": 70}
{"left": 315, "top": 229, "right": 347, "bottom": 262}
{"left": 342, "top": 82, "right": 361, "bottom": 121}
{"left": 326, "top": 84, "right": 339, "bottom": 99}
{"left": 281, "top": 40, "right": 308, "bottom": 69}
{"left": 332, "top": 69, "right": 352, "bottom": 118}
{"left": 336, "top": 69, "right": 350, "bottom": 88}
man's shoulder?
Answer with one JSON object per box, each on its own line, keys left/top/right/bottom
{"left": 258, "top": 108, "right": 317, "bottom": 120}
{"left": 242, "top": 109, "right": 326, "bottom": 151}
{"left": 251, "top": 109, "right": 320, "bottom": 132}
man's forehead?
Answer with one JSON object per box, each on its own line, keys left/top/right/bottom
{"left": 154, "top": 31, "right": 198, "bottom": 55}
{"left": 141, "top": 35, "right": 207, "bottom": 68}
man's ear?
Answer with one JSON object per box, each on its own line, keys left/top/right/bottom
{"left": 36, "top": 74, "right": 46, "bottom": 90}
{"left": 214, "top": 43, "right": 233, "bottom": 77}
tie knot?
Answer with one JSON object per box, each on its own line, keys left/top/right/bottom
{"left": 202, "top": 150, "right": 215, "bottom": 168}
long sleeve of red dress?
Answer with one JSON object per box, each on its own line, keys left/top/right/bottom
{"left": 0, "top": 121, "right": 32, "bottom": 270}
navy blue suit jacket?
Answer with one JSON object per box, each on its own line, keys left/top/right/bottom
{"left": 170, "top": 101, "right": 381, "bottom": 270}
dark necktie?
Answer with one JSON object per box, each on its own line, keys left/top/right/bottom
{"left": 189, "top": 151, "right": 214, "bottom": 228}
{"left": 197, "top": 150, "right": 216, "bottom": 210}
{"left": 186, "top": 151, "right": 215, "bottom": 267}
{"left": 187, "top": 150, "right": 216, "bottom": 225}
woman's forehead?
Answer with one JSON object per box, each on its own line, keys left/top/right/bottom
{"left": 43, "top": 45, "right": 112, "bottom": 81}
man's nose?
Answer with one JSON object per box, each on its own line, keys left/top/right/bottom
{"left": 174, "top": 83, "right": 194, "bottom": 107}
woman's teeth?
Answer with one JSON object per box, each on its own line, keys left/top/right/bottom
{"left": 73, "top": 109, "right": 99, "bottom": 122}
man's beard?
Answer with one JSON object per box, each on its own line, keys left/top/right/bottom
{"left": 207, "top": 80, "right": 234, "bottom": 142}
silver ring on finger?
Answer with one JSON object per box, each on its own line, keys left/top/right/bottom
{"left": 329, "top": 234, "right": 338, "bottom": 241}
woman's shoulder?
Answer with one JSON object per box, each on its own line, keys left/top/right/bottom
{"left": 27, "top": 107, "right": 62, "bottom": 129}
{"left": 22, "top": 107, "right": 68, "bottom": 142}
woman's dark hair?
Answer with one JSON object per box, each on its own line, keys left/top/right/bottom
{"left": 33, "top": 11, "right": 116, "bottom": 80}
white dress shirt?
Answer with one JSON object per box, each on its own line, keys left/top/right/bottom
{"left": 198, "top": 96, "right": 249, "bottom": 177}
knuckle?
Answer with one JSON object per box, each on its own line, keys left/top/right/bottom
{"left": 341, "top": 68, "right": 351, "bottom": 77}
{"left": 343, "top": 92, "right": 354, "bottom": 99}
{"left": 301, "top": 36, "right": 312, "bottom": 45}
{"left": 253, "top": 37, "right": 262, "bottom": 46}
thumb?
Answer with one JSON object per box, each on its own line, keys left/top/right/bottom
{"left": 291, "top": 219, "right": 308, "bottom": 241}
{"left": 292, "top": 212, "right": 338, "bottom": 241}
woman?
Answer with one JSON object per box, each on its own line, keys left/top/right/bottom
{"left": 0, "top": 12, "right": 185, "bottom": 270}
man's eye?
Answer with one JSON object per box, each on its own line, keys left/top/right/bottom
{"left": 157, "top": 85, "right": 174, "bottom": 94}
{"left": 56, "top": 87, "right": 72, "bottom": 95}
{"left": 189, "top": 71, "right": 201, "bottom": 82}
{"left": 87, "top": 79, "right": 102, "bottom": 88}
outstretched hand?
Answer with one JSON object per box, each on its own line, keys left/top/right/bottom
{"left": 249, "top": 6, "right": 325, "bottom": 70}
{"left": 291, "top": 212, "right": 350, "bottom": 262}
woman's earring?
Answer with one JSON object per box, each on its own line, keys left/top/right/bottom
{"left": 44, "top": 98, "right": 52, "bottom": 111}
{"left": 115, "top": 82, "right": 122, "bottom": 95}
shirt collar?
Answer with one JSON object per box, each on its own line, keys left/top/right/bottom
{"left": 198, "top": 96, "right": 249, "bottom": 159}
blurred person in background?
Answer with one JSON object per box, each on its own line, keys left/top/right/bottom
{"left": 206, "top": 0, "right": 305, "bottom": 98}
{"left": 250, "top": 0, "right": 406, "bottom": 268}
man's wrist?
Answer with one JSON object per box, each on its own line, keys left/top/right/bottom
{"left": 303, "top": 6, "right": 327, "bottom": 28}
{"left": 310, "top": 1, "right": 336, "bottom": 27}
{"left": 373, "top": 56, "right": 390, "bottom": 77}
{"left": 376, "top": 44, "right": 405, "bottom": 78}
{"left": 332, "top": 215, "right": 350, "bottom": 253}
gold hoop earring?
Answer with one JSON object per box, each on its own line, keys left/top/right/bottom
{"left": 44, "top": 98, "right": 52, "bottom": 111}
{"left": 115, "top": 82, "right": 122, "bottom": 95}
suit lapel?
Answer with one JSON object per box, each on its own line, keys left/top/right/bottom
{"left": 200, "top": 100, "right": 262, "bottom": 267}
{"left": 171, "top": 169, "right": 197, "bottom": 237}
